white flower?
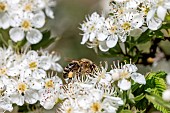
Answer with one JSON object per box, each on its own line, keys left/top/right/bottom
{"left": 9, "top": 11, "right": 45, "bottom": 44}
{"left": 39, "top": 73, "right": 63, "bottom": 109}
{"left": 5, "top": 78, "right": 39, "bottom": 106}
{"left": 80, "top": 12, "right": 105, "bottom": 44}
{"left": 162, "top": 89, "right": 170, "bottom": 102}
{"left": 21, "top": 50, "right": 47, "bottom": 79}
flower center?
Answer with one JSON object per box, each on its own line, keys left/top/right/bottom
{"left": 110, "top": 25, "right": 117, "bottom": 33}
{"left": 0, "top": 2, "right": 7, "bottom": 12}
{"left": 122, "top": 22, "right": 131, "bottom": 31}
{"left": 29, "top": 61, "right": 37, "bottom": 70}
{"left": 120, "top": 70, "right": 130, "bottom": 79}
{"left": 91, "top": 102, "right": 101, "bottom": 112}
{"left": 0, "top": 68, "right": 6, "bottom": 75}
{"left": 24, "top": 3, "right": 32, "bottom": 11}
{"left": 66, "top": 108, "right": 72, "bottom": 113}
{"left": 17, "top": 83, "right": 27, "bottom": 93}
{"left": 45, "top": 80, "right": 54, "bottom": 88}
{"left": 21, "top": 20, "right": 31, "bottom": 30}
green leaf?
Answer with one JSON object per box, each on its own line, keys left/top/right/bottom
{"left": 134, "top": 93, "right": 145, "bottom": 101}
{"left": 137, "top": 29, "right": 153, "bottom": 44}
{"left": 146, "top": 94, "right": 170, "bottom": 113}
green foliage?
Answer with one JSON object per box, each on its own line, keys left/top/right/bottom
{"left": 132, "top": 71, "right": 168, "bottom": 112}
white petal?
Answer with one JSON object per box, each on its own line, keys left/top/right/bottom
{"left": 119, "top": 34, "right": 127, "bottom": 42}
{"left": 25, "top": 90, "right": 39, "bottom": 104}
{"left": 41, "top": 100, "right": 55, "bottom": 110}
{"left": 26, "top": 29, "right": 42, "bottom": 44}
{"left": 26, "top": 50, "right": 38, "bottom": 60}
{"left": 32, "top": 69, "right": 46, "bottom": 79}
{"left": 131, "top": 73, "right": 146, "bottom": 84}
{"left": 45, "top": 7, "right": 54, "bottom": 19}
{"left": 39, "top": 56, "right": 51, "bottom": 70}
{"left": 123, "top": 64, "right": 138, "bottom": 73}
{"left": 147, "top": 8, "right": 156, "bottom": 21}
{"left": 7, "top": 67, "right": 19, "bottom": 76}
{"left": 162, "top": 89, "right": 170, "bottom": 101}
{"left": 166, "top": 74, "right": 170, "bottom": 85}
{"left": 89, "top": 32, "right": 95, "bottom": 42}
{"left": 9, "top": 28, "right": 24, "bottom": 42}
{"left": 106, "top": 35, "right": 118, "bottom": 48}
{"left": 157, "top": 6, "right": 167, "bottom": 20}
{"left": 99, "top": 41, "right": 109, "bottom": 52}
{"left": 0, "top": 13, "right": 10, "bottom": 29}
{"left": 147, "top": 18, "right": 162, "bottom": 30}
{"left": 97, "top": 33, "right": 107, "bottom": 41}
{"left": 0, "top": 100, "right": 13, "bottom": 112}
{"left": 81, "top": 34, "right": 89, "bottom": 44}
{"left": 118, "top": 79, "right": 131, "bottom": 90}
{"left": 32, "top": 11, "right": 45, "bottom": 28}
{"left": 52, "top": 63, "right": 63, "bottom": 72}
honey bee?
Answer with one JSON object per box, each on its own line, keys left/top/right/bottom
{"left": 63, "top": 58, "right": 98, "bottom": 80}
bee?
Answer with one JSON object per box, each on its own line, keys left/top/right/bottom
{"left": 63, "top": 58, "right": 98, "bottom": 80}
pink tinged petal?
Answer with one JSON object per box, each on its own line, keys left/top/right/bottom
{"left": 157, "top": 6, "right": 167, "bottom": 20}
{"left": 9, "top": 28, "right": 24, "bottom": 42}
{"left": 32, "top": 69, "right": 46, "bottom": 79}
{"left": 81, "top": 34, "right": 89, "bottom": 44}
{"left": 131, "top": 73, "right": 146, "bottom": 84}
{"left": 118, "top": 79, "right": 131, "bottom": 90}
{"left": 45, "top": 7, "right": 54, "bottom": 19}
{"left": 26, "top": 29, "right": 42, "bottom": 44}
{"left": 97, "top": 33, "right": 107, "bottom": 41}
{"left": 99, "top": 41, "right": 109, "bottom": 52}
{"left": 89, "top": 32, "right": 95, "bottom": 42}
{"left": 147, "top": 18, "right": 162, "bottom": 30}
{"left": 32, "top": 11, "right": 45, "bottom": 28}
{"left": 25, "top": 90, "right": 39, "bottom": 104}
{"left": 106, "top": 35, "right": 118, "bottom": 48}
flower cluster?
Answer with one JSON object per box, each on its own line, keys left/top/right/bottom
{"left": 80, "top": 0, "right": 170, "bottom": 52}
{"left": 0, "top": 47, "right": 63, "bottom": 112}
{"left": 57, "top": 60, "right": 146, "bottom": 113}
{"left": 0, "top": 0, "right": 56, "bottom": 44}
{"left": 58, "top": 77, "right": 123, "bottom": 113}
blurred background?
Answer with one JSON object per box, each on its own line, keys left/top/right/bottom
{"left": 46, "top": 0, "right": 170, "bottom": 74}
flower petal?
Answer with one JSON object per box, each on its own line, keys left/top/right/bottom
{"left": 9, "top": 28, "right": 24, "bottom": 42}
{"left": 157, "top": 6, "right": 167, "bottom": 20}
{"left": 131, "top": 73, "right": 146, "bottom": 84}
{"left": 45, "top": 7, "right": 54, "bottom": 19}
{"left": 106, "top": 35, "right": 118, "bottom": 48}
{"left": 118, "top": 79, "right": 131, "bottom": 90}
{"left": 26, "top": 29, "right": 42, "bottom": 44}
{"left": 32, "top": 11, "right": 45, "bottom": 28}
